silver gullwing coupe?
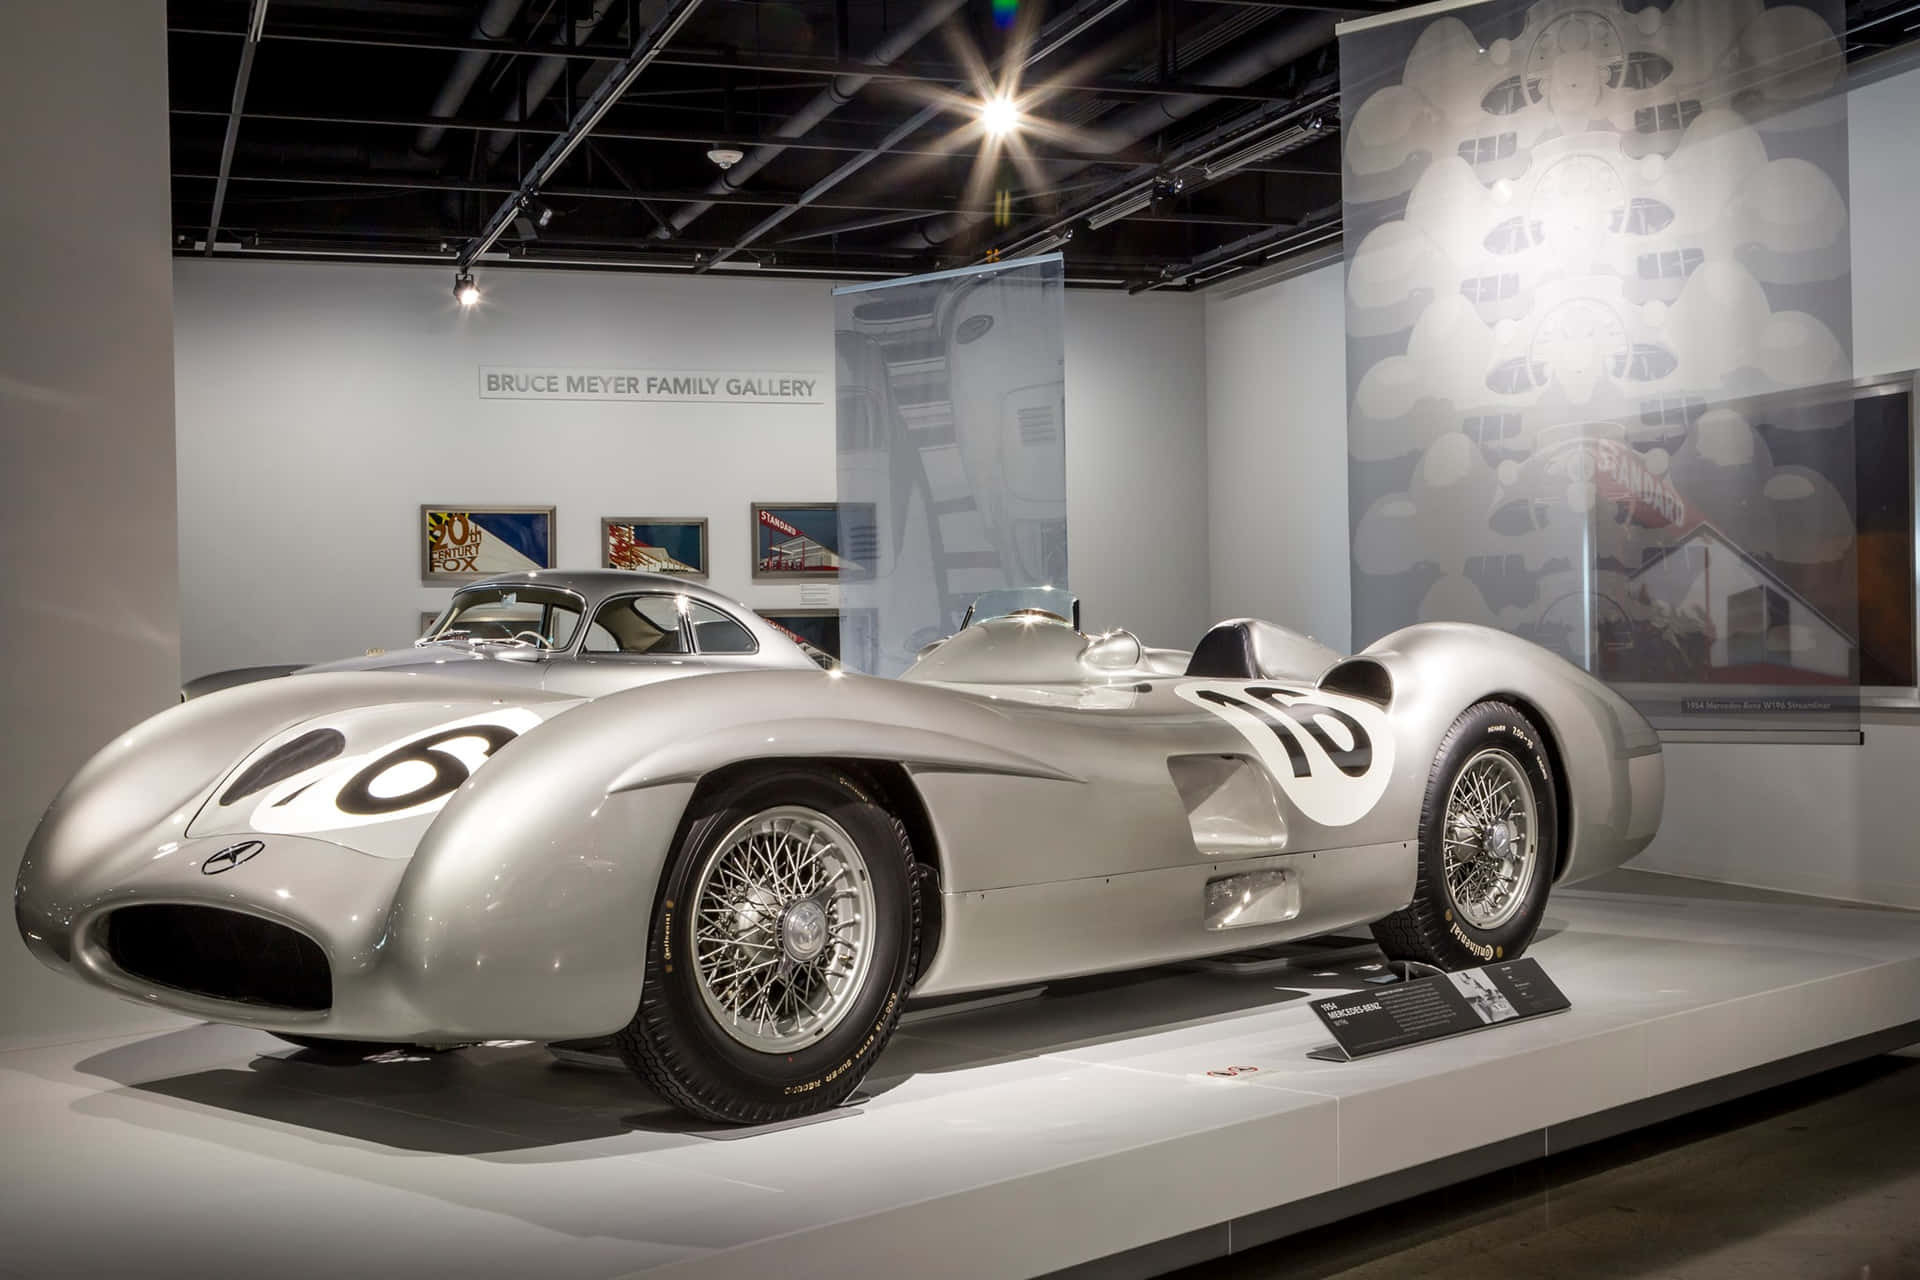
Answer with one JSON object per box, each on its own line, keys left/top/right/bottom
{"left": 16, "top": 585, "right": 1664, "bottom": 1123}
{"left": 180, "top": 568, "right": 826, "bottom": 701}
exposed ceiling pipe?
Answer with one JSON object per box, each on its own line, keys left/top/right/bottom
{"left": 413, "top": 0, "right": 528, "bottom": 156}
{"left": 650, "top": 0, "right": 967, "bottom": 241}
{"left": 458, "top": 0, "right": 706, "bottom": 271}
{"left": 694, "top": 0, "right": 1136, "bottom": 269}
{"left": 483, "top": 0, "right": 638, "bottom": 167}
{"left": 894, "top": 12, "right": 1335, "bottom": 250}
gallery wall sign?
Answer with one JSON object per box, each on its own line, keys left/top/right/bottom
{"left": 1338, "top": 0, "right": 1859, "bottom": 722}
{"left": 478, "top": 367, "right": 825, "bottom": 404}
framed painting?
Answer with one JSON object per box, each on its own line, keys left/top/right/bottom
{"left": 752, "top": 502, "right": 864, "bottom": 580}
{"left": 757, "top": 609, "right": 842, "bottom": 667}
{"left": 602, "top": 516, "right": 709, "bottom": 577}
{"left": 421, "top": 505, "right": 556, "bottom": 582}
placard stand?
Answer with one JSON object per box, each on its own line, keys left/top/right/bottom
{"left": 1307, "top": 957, "right": 1570, "bottom": 1062}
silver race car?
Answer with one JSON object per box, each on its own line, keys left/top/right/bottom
{"left": 17, "top": 588, "right": 1663, "bottom": 1123}
{"left": 179, "top": 569, "right": 823, "bottom": 700}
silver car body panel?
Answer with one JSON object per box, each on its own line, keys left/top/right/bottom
{"left": 19, "top": 611, "right": 1662, "bottom": 1042}
{"left": 206, "top": 568, "right": 820, "bottom": 699}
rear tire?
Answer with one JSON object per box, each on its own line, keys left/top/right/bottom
{"left": 1371, "top": 701, "right": 1559, "bottom": 969}
{"left": 616, "top": 766, "right": 921, "bottom": 1125}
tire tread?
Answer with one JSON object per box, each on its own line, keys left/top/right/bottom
{"left": 614, "top": 772, "right": 921, "bottom": 1125}
{"left": 1371, "top": 700, "right": 1556, "bottom": 969}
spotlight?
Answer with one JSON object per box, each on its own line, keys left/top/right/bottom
{"left": 534, "top": 200, "right": 554, "bottom": 230}
{"left": 707, "top": 146, "right": 746, "bottom": 171}
{"left": 453, "top": 271, "right": 479, "bottom": 306}
{"left": 979, "top": 95, "right": 1020, "bottom": 139}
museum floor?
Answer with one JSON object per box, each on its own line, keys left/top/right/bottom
{"left": 1182, "top": 1043, "right": 1920, "bottom": 1280}
{"left": 2, "top": 870, "right": 1917, "bottom": 1279}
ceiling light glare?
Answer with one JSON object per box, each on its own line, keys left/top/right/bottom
{"left": 453, "top": 271, "right": 480, "bottom": 307}
{"left": 980, "top": 95, "right": 1021, "bottom": 138}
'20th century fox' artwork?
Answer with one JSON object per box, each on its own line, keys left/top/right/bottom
{"left": 1339, "top": 0, "right": 1859, "bottom": 717}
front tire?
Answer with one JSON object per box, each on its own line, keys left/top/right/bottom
{"left": 615, "top": 766, "right": 921, "bottom": 1124}
{"left": 1372, "top": 701, "right": 1559, "bottom": 969}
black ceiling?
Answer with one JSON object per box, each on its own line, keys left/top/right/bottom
{"left": 168, "top": 0, "right": 1920, "bottom": 291}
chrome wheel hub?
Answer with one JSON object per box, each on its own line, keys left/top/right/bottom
{"left": 779, "top": 899, "right": 829, "bottom": 964}
{"left": 689, "top": 805, "right": 875, "bottom": 1053}
{"left": 1441, "top": 749, "right": 1539, "bottom": 932}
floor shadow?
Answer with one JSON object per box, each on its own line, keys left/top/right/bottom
{"left": 870, "top": 958, "right": 1385, "bottom": 1073}
{"left": 60, "top": 943, "right": 1434, "bottom": 1156}
{"left": 74, "top": 1029, "right": 707, "bottom": 1156}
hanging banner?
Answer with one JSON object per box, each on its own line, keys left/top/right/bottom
{"left": 1339, "top": 0, "right": 1860, "bottom": 731}
{"left": 834, "top": 255, "right": 1069, "bottom": 675}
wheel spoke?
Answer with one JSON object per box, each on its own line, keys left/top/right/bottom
{"left": 1441, "top": 747, "right": 1539, "bottom": 933}
{"left": 688, "top": 804, "right": 879, "bottom": 1054}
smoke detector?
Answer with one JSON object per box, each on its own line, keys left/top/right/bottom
{"left": 707, "top": 146, "right": 746, "bottom": 171}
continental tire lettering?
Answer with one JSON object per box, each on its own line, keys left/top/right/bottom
{"left": 1177, "top": 680, "right": 1397, "bottom": 827}
{"left": 1449, "top": 920, "right": 1495, "bottom": 961}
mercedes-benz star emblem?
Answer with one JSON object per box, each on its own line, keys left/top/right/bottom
{"left": 201, "top": 840, "right": 265, "bottom": 875}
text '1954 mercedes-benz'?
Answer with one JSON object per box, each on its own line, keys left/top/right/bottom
{"left": 17, "top": 585, "right": 1663, "bottom": 1123}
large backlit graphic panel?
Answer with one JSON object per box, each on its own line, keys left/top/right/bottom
{"left": 1340, "top": 0, "right": 1858, "bottom": 726}
{"left": 835, "top": 255, "right": 1068, "bottom": 675}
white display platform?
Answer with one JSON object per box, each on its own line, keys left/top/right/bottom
{"left": 3, "top": 886, "right": 1918, "bottom": 1280}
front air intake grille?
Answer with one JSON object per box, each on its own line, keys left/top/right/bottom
{"left": 103, "top": 905, "right": 331, "bottom": 1011}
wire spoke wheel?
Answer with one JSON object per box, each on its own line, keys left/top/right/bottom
{"left": 1441, "top": 747, "right": 1540, "bottom": 931}
{"left": 688, "top": 805, "right": 876, "bottom": 1054}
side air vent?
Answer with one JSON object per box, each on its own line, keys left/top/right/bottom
{"left": 1320, "top": 658, "right": 1393, "bottom": 707}
{"left": 1168, "top": 755, "right": 1287, "bottom": 856}
{"left": 103, "top": 905, "right": 331, "bottom": 1011}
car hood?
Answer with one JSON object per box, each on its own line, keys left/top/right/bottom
{"left": 301, "top": 644, "right": 550, "bottom": 676}
{"left": 184, "top": 691, "right": 581, "bottom": 858}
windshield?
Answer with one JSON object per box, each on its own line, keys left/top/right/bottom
{"left": 423, "top": 585, "right": 584, "bottom": 650}
{"left": 961, "top": 587, "right": 1080, "bottom": 630}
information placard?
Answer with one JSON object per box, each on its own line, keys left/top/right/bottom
{"left": 1308, "top": 959, "right": 1568, "bottom": 1061}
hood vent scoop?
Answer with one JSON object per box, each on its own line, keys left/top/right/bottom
{"left": 218, "top": 728, "right": 346, "bottom": 807}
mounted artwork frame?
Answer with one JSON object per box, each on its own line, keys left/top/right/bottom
{"left": 602, "top": 516, "right": 709, "bottom": 577}
{"left": 421, "top": 505, "right": 556, "bottom": 582}
{"left": 751, "top": 502, "right": 848, "bottom": 580}
{"left": 756, "top": 608, "right": 841, "bottom": 665}
{"left": 756, "top": 607, "right": 879, "bottom": 671}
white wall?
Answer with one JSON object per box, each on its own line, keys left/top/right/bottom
{"left": 173, "top": 261, "right": 1209, "bottom": 676}
{"left": 1, "top": 1, "right": 186, "bottom": 1044}
{"left": 1850, "top": 59, "right": 1920, "bottom": 380}
{"left": 1203, "top": 261, "right": 1351, "bottom": 651}
{"left": 1195, "top": 61, "right": 1920, "bottom": 908}
{"left": 175, "top": 262, "right": 836, "bottom": 675}
{"left": 1066, "top": 291, "right": 1210, "bottom": 647}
